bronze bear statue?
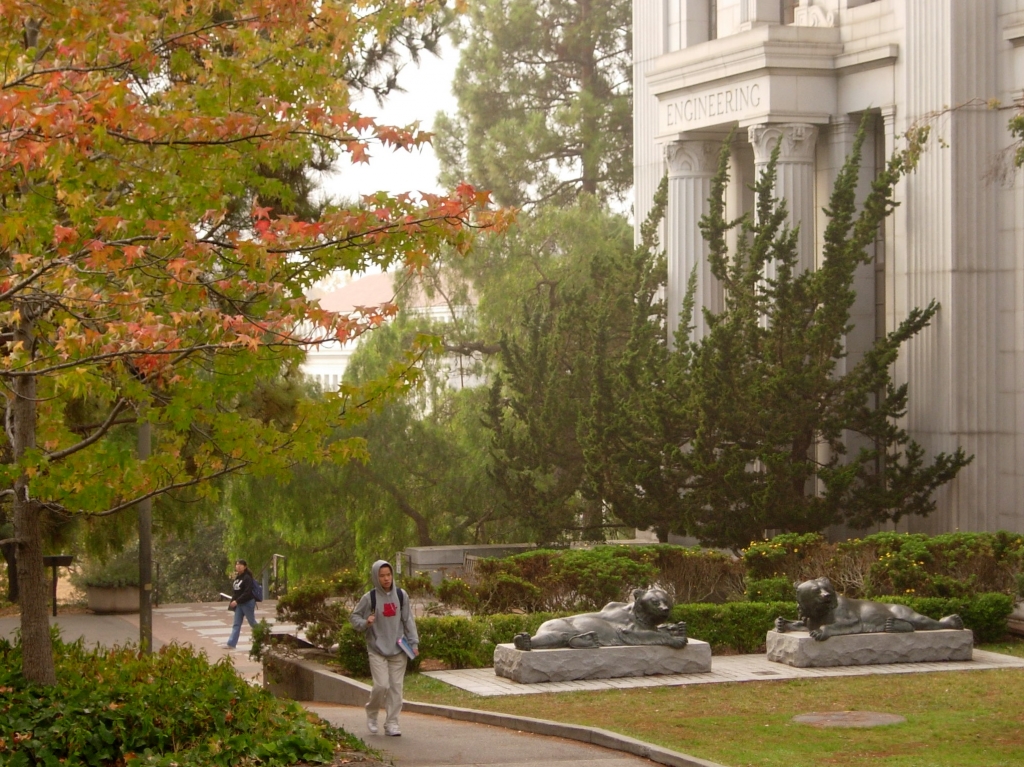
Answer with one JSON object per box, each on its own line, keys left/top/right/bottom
{"left": 513, "top": 586, "right": 687, "bottom": 651}
{"left": 775, "top": 577, "right": 964, "bottom": 641}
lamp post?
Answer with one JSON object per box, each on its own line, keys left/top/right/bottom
{"left": 138, "top": 420, "right": 153, "bottom": 654}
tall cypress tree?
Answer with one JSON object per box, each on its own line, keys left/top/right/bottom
{"left": 679, "top": 127, "right": 971, "bottom": 549}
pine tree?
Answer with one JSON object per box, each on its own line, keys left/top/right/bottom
{"left": 680, "top": 127, "right": 971, "bottom": 550}
{"left": 434, "top": 0, "right": 632, "bottom": 207}
{"left": 579, "top": 178, "right": 697, "bottom": 542}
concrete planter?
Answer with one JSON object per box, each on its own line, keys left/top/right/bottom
{"left": 86, "top": 585, "right": 139, "bottom": 614}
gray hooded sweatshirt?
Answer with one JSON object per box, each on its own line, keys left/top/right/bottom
{"left": 349, "top": 559, "right": 419, "bottom": 657}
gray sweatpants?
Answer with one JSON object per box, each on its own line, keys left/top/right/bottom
{"left": 366, "top": 651, "right": 408, "bottom": 727}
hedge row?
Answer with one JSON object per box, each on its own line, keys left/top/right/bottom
{"left": 433, "top": 532, "right": 1024, "bottom": 615}
{"left": 326, "top": 593, "right": 1013, "bottom": 675}
{"left": 742, "top": 531, "right": 1024, "bottom": 599}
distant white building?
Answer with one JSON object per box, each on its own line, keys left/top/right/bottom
{"left": 635, "top": 1, "right": 1024, "bottom": 535}
{"left": 302, "top": 271, "right": 482, "bottom": 390}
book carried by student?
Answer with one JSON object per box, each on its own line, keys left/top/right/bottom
{"left": 397, "top": 636, "right": 416, "bottom": 659}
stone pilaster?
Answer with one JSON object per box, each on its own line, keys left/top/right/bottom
{"left": 748, "top": 123, "right": 819, "bottom": 275}
{"left": 665, "top": 140, "right": 721, "bottom": 343}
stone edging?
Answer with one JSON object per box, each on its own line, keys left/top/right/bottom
{"left": 264, "top": 653, "right": 725, "bottom": 767}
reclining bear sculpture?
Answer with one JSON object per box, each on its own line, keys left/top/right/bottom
{"left": 512, "top": 586, "right": 688, "bottom": 650}
{"left": 775, "top": 577, "right": 965, "bottom": 640}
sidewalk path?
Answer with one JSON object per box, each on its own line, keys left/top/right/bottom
{"left": 307, "top": 704, "right": 691, "bottom": 767}
{"left": 0, "top": 600, "right": 293, "bottom": 682}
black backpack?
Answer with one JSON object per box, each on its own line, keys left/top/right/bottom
{"left": 369, "top": 587, "right": 405, "bottom": 612}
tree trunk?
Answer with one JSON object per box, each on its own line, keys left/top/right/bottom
{"left": 1, "top": 541, "right": 18, "bottom": 602}
{"left": 12, "top": 315, "right": 55, "bottom": 685}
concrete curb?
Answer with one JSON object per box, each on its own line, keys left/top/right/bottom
{"left": 264, "top": 653, "right": 725, "bottom": 767}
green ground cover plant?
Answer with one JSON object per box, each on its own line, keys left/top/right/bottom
{"left": 0, "top": 634, "right": 364, "bottom": 766}
{"left": 396, "top": 638, "right": 1024, "bottom": 767}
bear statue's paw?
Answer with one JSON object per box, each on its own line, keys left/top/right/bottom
{"left": 662, "top": 621, "right": 687, "bottom": 636}
{"left": 774, "top": 617, "right": 788, "bottom": 633}
{"left": 942, "top": 614, "right": 964, "bottom": 630}
{"left": 809, "top": 628, "right": 828, "bottom": 641}
{"left": 513, "top": 632, "right": 532, "bottom": 651}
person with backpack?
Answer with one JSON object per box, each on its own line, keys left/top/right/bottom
{"left": 349, "top": 559, "right": 419, "bottom": 737}
{"left": 222, "top": 559, "right": 259, "bottom": 650}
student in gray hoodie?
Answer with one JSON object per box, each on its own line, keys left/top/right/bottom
{"left": 349, "top": 559, "right": 419, "bottom": 737}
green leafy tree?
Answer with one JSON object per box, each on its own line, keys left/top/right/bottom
{"left": 435, "top": 0, "right": 632, "bottom": 207}
{"left": 679, "top": 129, "right": 971, "bottom": 550}
{"left": 0, "top": 0, "right": 497, "bottom": 685}
{"left": 484, "top": 202, "right": 647, "bottom": 544}
{"left": 580, "top": 178, "right": 698, "bottom": 542}
{"left": 229, "top": 312, "right": 511, "bottom": 577}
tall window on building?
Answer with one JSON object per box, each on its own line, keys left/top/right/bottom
{"left": 781, "top": 0, "right": 798, "bottom": 24}
{"left": 709, "top": 1, "right": 717, "bottom": 40}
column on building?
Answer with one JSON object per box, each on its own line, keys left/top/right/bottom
{"left": 747, "top": 123, "right": 819, "bottom": 277}
{"left": 665, "top": 140, "right": 721, "bottom": 343}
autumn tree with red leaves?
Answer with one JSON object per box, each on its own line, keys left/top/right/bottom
{"left": 0, "top": 0, "right": 501, "bottom": 685}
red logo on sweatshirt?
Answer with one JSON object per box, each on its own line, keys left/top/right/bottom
{"left": 382, "top": 602, "right": 397, "bottom": 617}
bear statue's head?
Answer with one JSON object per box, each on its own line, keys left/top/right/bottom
{"left": 794, "top": 577, "right": 839, "bottom": 620}
{"left": 631, "top": 586, "right": 673, "bottom": 627}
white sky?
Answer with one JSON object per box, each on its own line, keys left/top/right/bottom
{"left": 317, "top": 41, "right": 460, "bottom": 204}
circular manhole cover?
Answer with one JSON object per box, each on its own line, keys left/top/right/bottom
{"left": 792, "top": 711, "right": 906, "bottom": 728}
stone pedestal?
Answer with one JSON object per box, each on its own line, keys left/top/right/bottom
{"left": 493, "top": 640, "right": 712, "bottom": 684}
{"left": 766, "top": 630, "right": 973, "bottom": 668}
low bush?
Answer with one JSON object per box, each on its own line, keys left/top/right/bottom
{"left": 742, "top": 531, "right": 1024, "bottom": 600}
{"left": 670, "top": 602, "right": 799, "bottom": 654}
{"left": 436, "top": 577, "right": 478, "bottom": 612}
{"left": 416, "top": 617, "right": 487, "bottom": 669}
{"left": 402, "top": 573, "right": 434, "bottom": 598}
{"left": 0, "top": 634, "right": 359, "bottom": 766}
{"left": 875, "top": 592, "right": 1015, "bottom": 643}
{"left": 74, "top": 547, "right": 141, "bottom": 589}
{"left": 745, "top": 576, "right": 794, "bottom": 603}
{"left": 449, "top": 545, "right": 742, "bottom": 615}
{"left": 275, "top": 581, "right": 348, "bottom": 651}
{"left": 336, "top": 624, "right": 372, "bottom": 677}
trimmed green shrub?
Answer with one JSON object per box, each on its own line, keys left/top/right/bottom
{"left": 415, "top": 616, "right": 487, "bottom": 669}
{"left": 480, "top": 612, "right": 564, "bottom": 646}
{"left": 336, "top": 624, "right": 371, "bottom": 677}
{"left": 742, "top": 533, "right": 831, "bottom": 581}
{"left": 742, "top": 531, "right": 1024, "bottom": 600}
{"left": 475, "top": 573, "right": 544, "bottom": 614}
{"left": 745, "top": 576, "right": 794, "bottom": 603}
{"left": 275, "top": 581, "right": 348, "bottom": 651}
{"left": 75, "top": 548, "right": 141, "bottom": 589}
{"left": 402, "top": 573, "right": 435, "bottom": 597}
{"left": 436, "top": 577, "right": 478, "bottom": 612}
{"left": 464, "top": 545, "right": 742, "bottom": 614}
{"left": 875, "top": 592, "right": 1014, "bottom": 643}
{"left": 0, "top": 634, "right": 355, "bottom": 766}
{"left": 670, "top": 602, "right": 799, "bottom": 654}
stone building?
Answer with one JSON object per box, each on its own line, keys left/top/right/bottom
{"left": 634, "top": 1, "right": 1024, "bottom": 534}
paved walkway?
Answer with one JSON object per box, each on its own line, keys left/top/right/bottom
{"left": 0, "top": 600, "right": 293, "bottom": 683}
{"left": 308, "top": 705, "right": 678, "bottom": 767}
{"left": 426, "top": 647, "right": 1024, "bottom": 696}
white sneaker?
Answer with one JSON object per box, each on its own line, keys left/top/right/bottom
{"left": 384, "top": 724, "right": 401, "bottom": 737}
{"left": 366, "top": 714, "right": 379, "bottom": 735}
{"left": 219, "top": 643, "right": 236, "bottom": 650}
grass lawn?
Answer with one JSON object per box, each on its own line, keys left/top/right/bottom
{"left": 394, "top": 637, "right": 1024, "bottom": 767}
